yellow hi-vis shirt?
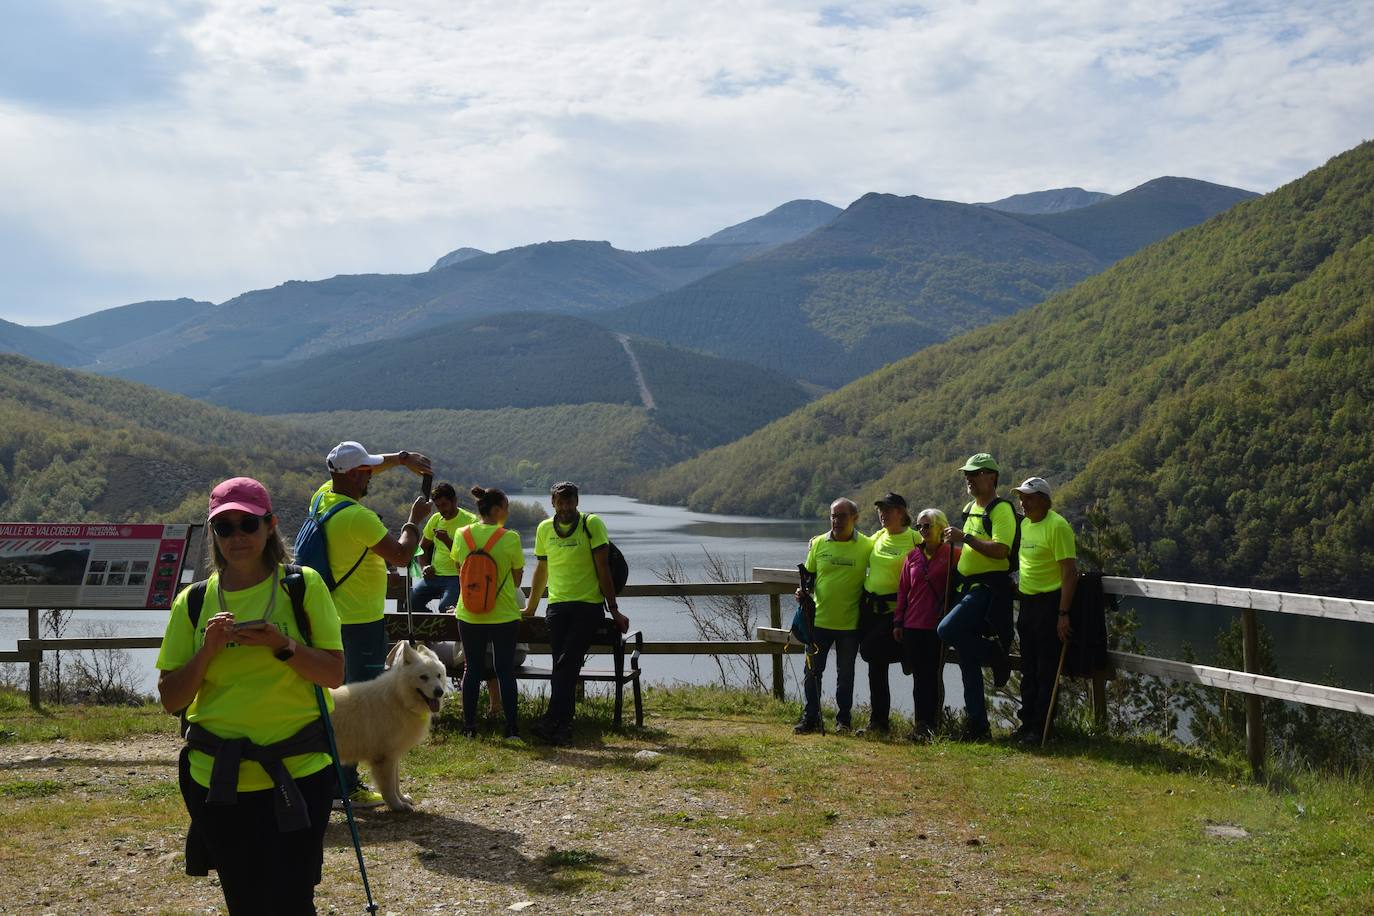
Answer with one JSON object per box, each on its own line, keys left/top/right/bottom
{"left": 156, "top": 566, "right": 343, "bottom": 791}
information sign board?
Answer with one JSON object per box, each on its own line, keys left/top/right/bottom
{"left": 0, "top": 523, "right": 197, "bottom": 610}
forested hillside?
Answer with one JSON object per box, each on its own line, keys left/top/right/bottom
{"left": 1011, "top": 177, "right": 1257, "bottom": 262}
{"left": 35, "top": 298, "right": 214, "bottom": 358}
{"left": 606, "top": 177, "right": 1253, "bottom": 388}
{"left": 204, "top": 312, "right": 810, "bottom": 454}
{"left": 0, "top": 319, "right": 90, "bottom": 367}
{"left": 635, "top": 141, "right": 1374, "bottom": 598}
{"left": 0, "top": 355, "right": 538, "bottom": 534}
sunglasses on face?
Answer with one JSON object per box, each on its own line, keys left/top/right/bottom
{"left": 212, "top": 514, "right": 271, "bottom": 538}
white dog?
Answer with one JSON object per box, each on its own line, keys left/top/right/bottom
{"left": 329, "top": 641, "right": 448, "bottom": 812}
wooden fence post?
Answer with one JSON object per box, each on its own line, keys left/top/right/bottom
{"left": 27, "top": 608, "right": 41, "bottom": 709}
{"left": 1090, "top": 671, "right": 1108, "bottom": 727}
{"left": 1241, "top": 608, "right": 1266, "bottom": 780}
{"left": 769, "top": 593, "right": 784, "bottom": 700}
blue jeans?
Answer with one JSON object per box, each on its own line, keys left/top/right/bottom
{"left": 801, "top": 626, "right": 859, "bottom": 726}
{"left": 410, "top": 575, "right": 460, "bottom": 613}
{"left": 936, "top": 584, "right": 994, "bottom": 733}
{"left": 339, "top": 618, "right": 388, "bottom": 793}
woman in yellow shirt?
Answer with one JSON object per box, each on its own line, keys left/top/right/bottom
{"left": 450, "top": 485, "right": 526, "bottom": 740}
{"left": 157, "top": 477, "right": 344, "bottom": 914}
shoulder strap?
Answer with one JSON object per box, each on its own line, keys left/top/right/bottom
{"left": 462, "top": 526, "right": 477, "bottom": 552}
{"left": 281, "top": 564, "right": 312, "bottom": 646}
{"left": 186, "top": 580, "right": 210, "bottom": 628}
{"left": 482, "top": 527, "right": 507, "bottom": 552}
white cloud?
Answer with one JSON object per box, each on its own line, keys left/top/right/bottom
{"left": 1, "top": 0, "right": 1371, "bottom": 322}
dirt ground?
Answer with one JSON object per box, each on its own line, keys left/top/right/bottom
{"left": 0, "top": 722, "right": 1037, "bottom": 916}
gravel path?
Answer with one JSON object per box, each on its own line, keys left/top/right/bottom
{"left": 0, "top": 723, "right": 1053, "bottom": 915}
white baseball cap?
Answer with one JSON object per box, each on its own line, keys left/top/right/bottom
{"left": 1013, "top": 477, "right": 1052, "bottom": 497}
{"left": 327, "top": 441, "right": 385, "bottom": 473}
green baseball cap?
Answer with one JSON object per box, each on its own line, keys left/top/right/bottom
{"left": 959, "top": 453, "right": 1000, "bottom": 473}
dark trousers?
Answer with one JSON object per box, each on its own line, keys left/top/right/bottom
{"left": 458, "top": 619, "right": 520, "bottom": 734}
{"left": 858, "top": 604, "right": 900, "bottom": 729}
{"left": 801, "top": 626, "right": 860, "bottom": 727}
{"left": 1017, "top": 590, "right": 1065, "bottom": 735}
{"left": 340, "top": 617, "right": 387, "bottom": 793}
{"left": 544, "top": 600, "right": 605, "bottom": 727}
{"left": 902, "top": 628, "right": 943, "bottom": 734}
{"left": 179, "top": 758, "right": 334, "bottom": 915}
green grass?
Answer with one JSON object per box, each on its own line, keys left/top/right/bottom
{"left": 2, "top": 684, "right": 1373, "bottom": 913}
{"left": 0, "top": 688, "right": 176, "bottom": 744}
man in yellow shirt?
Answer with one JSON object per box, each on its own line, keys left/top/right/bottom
{"left": 796, "top": 498, "right": 872, "bottom": 734}
{"left": 939, "top": 453, "right": 1017, "bottom": 740}
{"left": 1012, "top": 477, "right": 1078, "bottom": 745}
{"left": 410, "top": 481, "right": 478, "bottom": 613}
{"left": 524, "top": 481, "right": 627, "bottom": 745}
{"left": 310, "top": 440, "right": 432, "bottom": 805}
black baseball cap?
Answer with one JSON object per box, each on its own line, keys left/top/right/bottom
{"left": 874, "top": 491, "right": 907, "bottom": 509}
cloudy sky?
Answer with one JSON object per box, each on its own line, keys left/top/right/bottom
{"left": 1, "top": 0, "right": 1371, "bottom": 324}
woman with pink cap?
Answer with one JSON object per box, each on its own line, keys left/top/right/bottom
{"left": 156, "top": 477, "right": 344, "bottom": 915}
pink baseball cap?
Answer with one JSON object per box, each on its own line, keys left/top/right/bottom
{"left": 208, "top": 477, "right": 273, "bottom": 519}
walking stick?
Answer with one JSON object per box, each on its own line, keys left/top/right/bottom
{"left": 315, "top": 687, "right": 380, "bottom": 915}
{"left": 1041, "top": 639, "right": 1069, "bottom": 748}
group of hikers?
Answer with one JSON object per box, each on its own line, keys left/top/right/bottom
{"left": 153, "top": 439, "right": 1079, "bottom": 914}
{"left": 154, "top": 440, "right": 627, "bottom": 913}
{"left": 795, "top": 451, "right": 1078, "bottom": 744}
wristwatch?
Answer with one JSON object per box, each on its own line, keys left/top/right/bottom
{"left": 274, "top": 638, "right": 297, "bottom": 662}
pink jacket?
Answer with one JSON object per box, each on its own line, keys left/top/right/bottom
{"left": 892, "top": 545, "right": 959, "bottom": 631}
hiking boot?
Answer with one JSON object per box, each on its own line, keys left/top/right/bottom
{"left": 833, "top": 723, "right": 852, "bottom": 735}
{"left": 959, "top": 725, "right": 991, "bottom": 743}
{"left": 909, "top": 726, "right": 935, "bottom": 744}
{"left": 503, "top": 732, "right": 525, "bottom": 746}
{"left": 1014, "top": 729, "right": 1041, "bottom": 748}
{"left": 347, "top": 787, "right": 385, "bottom": 809}
{"left": 855, "top": 721, "right": 889, "bottom": 738}
{"left": 461, "top": 725, "right": 478, "bottom": 739}
{"left": 793, "top": 719, "right": 821, "bottom": 735}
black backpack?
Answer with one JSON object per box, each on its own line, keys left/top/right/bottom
{"left": 581, "top": 513, "right": 629, "bottom": 595}
{"left": 178, "top": 565, "right": 312, "bottom": 732}
{"left": 962, "top": 496, "right": 1023, "bottom": 571}
{"left": 186, "top": 564, "right": 312, "bottom": 643}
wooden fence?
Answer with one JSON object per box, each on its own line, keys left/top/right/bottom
{"left": 7, "top": 568, "right": 1373, "bottom": 780}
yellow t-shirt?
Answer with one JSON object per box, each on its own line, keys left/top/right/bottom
{"left": 423, "top": 508, "right": 478, "bottom": 577}
{"left": 534, "top": 513, "right": 610, "bottom": 605}
{"left": 450, "top": 522, "right": 525, "bottom": 624}
{"left": 803, "top": 531, "right": 873, "bottom": 631}
{"left": 1018, "top": 510, "right": 1077, "bottom": 595}
{"left": 155, "top": 566, "right": 343, "bottom": 791}
{"left": 865, "top": 527, "right": 921, "bottom": 597}
{"left": 957, "top": 498, "right": 1017, "bottom": 577}
{"left": 309, "top": 483, "right": 389, "bottom": 625}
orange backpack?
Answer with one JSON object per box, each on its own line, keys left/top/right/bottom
{"left": 459, "top": 526, "right": 508, "bottom": 614}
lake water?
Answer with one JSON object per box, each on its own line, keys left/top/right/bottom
{"left": 4, "top": 494, "right": 1370, "bottom": 721}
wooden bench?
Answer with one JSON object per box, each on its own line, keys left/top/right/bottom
{"left": 383, "top": 611, "right": 644, "bottom": 729}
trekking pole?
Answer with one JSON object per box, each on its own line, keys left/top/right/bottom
{"left": 314, "top": 687, "right": 380, "bottom": 915}
{"left": 1041, "top": 640, "right": 1069, "bottom": 748}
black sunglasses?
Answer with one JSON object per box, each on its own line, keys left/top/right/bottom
{"left": 212, "top": 514, "right": 271, "bottom": 538}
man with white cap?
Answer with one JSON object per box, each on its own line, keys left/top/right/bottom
{"left": 1012, "top": 476, "right": 1078, "bottom": 745}
{"left": 310, "top": 440, "right": 432, "bottom": 806}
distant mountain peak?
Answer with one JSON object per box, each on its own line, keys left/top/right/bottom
{"left": 429, "top": 247, "right": 489, "bottom": 271}
{"left": 691, "top": 199, "right": 841, "bottom": 247}
{"left": 977, "top": 187, "right": 1112, "bottom": 215}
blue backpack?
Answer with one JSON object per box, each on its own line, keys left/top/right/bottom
{"left": 294, "top": 491, "right": 369, "bottom": 591}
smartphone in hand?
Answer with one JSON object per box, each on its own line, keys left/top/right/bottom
{"left": 232, "top": 619, "right": 267, "bottom": 631}
{"left": 421, "top": 474, "right": 433, "bottom": 499}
